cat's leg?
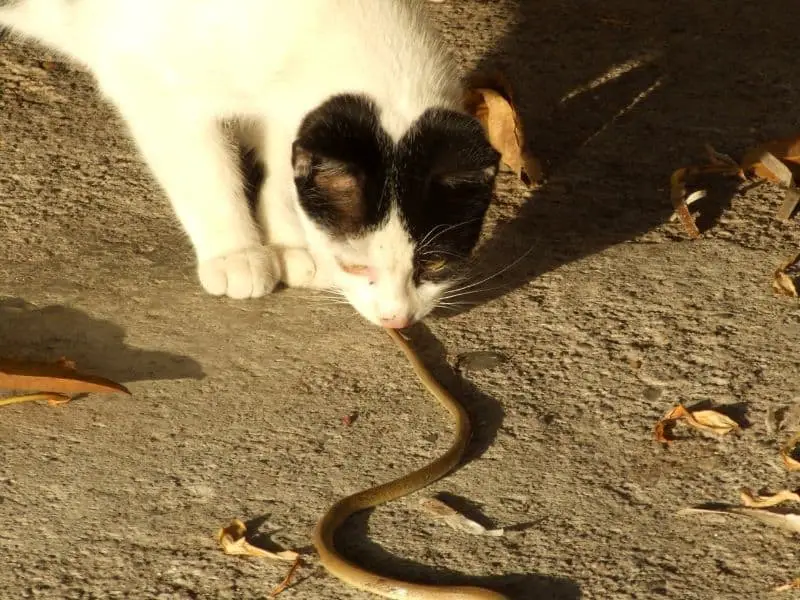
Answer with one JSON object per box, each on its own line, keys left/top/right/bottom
{"left": 112, "top": 99, "right": 280, "bottom": 299}
{"left": 257, "top": 121, "right": 335, "bottom": 291}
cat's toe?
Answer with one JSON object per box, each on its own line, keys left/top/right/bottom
{"left": 277, "top": 247, "right": 318, "bottom": 288}
{"left": 198, "top": 247, "right": 279, "bottom": 299}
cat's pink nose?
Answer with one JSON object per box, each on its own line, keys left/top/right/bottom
{"left": 380, "top": 314, "right": 411, "bottom": 329}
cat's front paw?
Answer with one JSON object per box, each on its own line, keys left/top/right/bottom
{"left": 277, "top": 247, "right": 317, "bottom": 288}
{"left": 197, "top": 247, "right": 279, "bottom": 299}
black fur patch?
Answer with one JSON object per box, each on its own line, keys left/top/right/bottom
{"left": 292, "top": 94, "right": 500, "bottom": 278}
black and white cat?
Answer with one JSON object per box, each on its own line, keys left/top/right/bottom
{"left": 0, "top": 0, "right": 500, "bottom": 327}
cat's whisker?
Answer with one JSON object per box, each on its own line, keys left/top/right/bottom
{"left": 417, "top": 217, "right": 481, "bottom": 252}
{"left": 436, "top": 300, "right": 478, "bottom": 308}
{"left": 439, "top": 285, "right": 508, "bottom": 302}
{"left": 417, "top": 249, "right": 466, "bottom": 260}
{"left": 441, "top": 245, "right": 536, "bottom": 297}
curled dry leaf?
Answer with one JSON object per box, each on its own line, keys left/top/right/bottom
{"left": 741, "top": 135, "right": 800, "bottom": 182}
{"left": 740, "top": 488, "right": 800, "bottom": 508}
{"left": 0, "top": 357, "right": 130, "bottom": 396}
{"left": 216, "top": 519, "right": 299, "bottom": 561}
{"left": 781, "top": 432, "right": 800, "bottom": 471}
{"left": 654, "top": 403, "right": 740, "bottom": 444}
{"left": 679, "top": 506, "right": 800, "bottom": 534}
{"left": 464, "top": 72, "right": 543, "bottom": 187}
{"left": 669, "top": 166, "right": 743, "bottom": 239}
{"left": 741, "top": 136, "right": 800, "bottom": 221}
{"left": 418, "top": 497, "right": 504, "bottom": 537}
{"left": 773, "top": 252, "right": 800, "bottom": 298}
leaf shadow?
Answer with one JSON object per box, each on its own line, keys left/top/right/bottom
{"left": 0, "top": 296, "right": 205, "bottom": 384}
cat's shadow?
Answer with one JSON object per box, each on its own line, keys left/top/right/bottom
{"left": 333, "top": 322, "right": 581, "bottom": 600}
{"left": 0, "top": 296, "right": 205, "bottom": 383}
{"left": 427, "top": 0, "right": 800, "bottom": 315}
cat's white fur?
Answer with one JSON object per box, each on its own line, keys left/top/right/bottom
{"left": 0, "top": 0, "right": 464, "bottom": 326}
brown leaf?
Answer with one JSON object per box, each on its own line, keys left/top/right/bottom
{"left": 654, "top": 404, "right": 688, "bottom": 444}
{"left": 679, "top": 506, "right": 800, "bottom": 534}
{"left": 742, "top": 135, "right": 800, "bottom": 181}
{"left": 781, "top": 432, "right": 800, "bottom": 471}
{"left": 776, "top": 188, "right": 800, "bottom": 222}
{"left": 773, "top": 252, "right": 800, "bottom": 298}
{"left": 669, "top": 168, "right": 701, "bottom": 239}
{"left": 685, "top": 409, "right": 740, "bottom": 436}
{"left": 669, "top": 163, "right": 744, "bottom": 239}
{"left": 269, "top": 556, "right": 303, "bottom": 598}
{"left": 0, "top": 358, "right": 130, "bottom": 396}
{"left": 654, "top": 403, "right": 739, "bottom": 444}
{"left": 216, "top": 519, "right": 299, "bottom": 561}
{"left": 464, "top": 73, "right": 542, "bottom": 186}
{"left": 740, "top": 488, "right": 800, "bottom": 508}
{"left": 773, "top": 578, "right": 800, "bottom": 592}
{"left": 0, "top": 392, "right": 71, "bottom": 408}
{"left": 746, "top": 151, "right": 794, "bottom": 187}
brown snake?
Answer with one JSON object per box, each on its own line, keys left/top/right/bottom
{"left": 313, "top": 328, "right": 508, "bottom": 600}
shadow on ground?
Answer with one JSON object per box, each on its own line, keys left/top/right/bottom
{"left": 0, "top": 296, "right": 205, "bottom": 383}
{"left": 446, "top": 0, "right": 800, "bottom": 315}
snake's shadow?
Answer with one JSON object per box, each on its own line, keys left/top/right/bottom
{"left": 336, "top": 322, "right": 581, "bottom": 600}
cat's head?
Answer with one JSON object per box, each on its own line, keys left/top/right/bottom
{"left": 293, "top": 94, "right": 500, "bottom": 328}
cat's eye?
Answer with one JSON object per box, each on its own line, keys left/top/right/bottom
{"left": 423, "top": 259, "right": 447, "bottom": 273}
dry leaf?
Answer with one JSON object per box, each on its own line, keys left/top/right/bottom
{"left": 217, "top": 519, "right": 299, "bottom": 561}
{"left": 0, "top": 358, "right": 130, "bottom": 396}
{"left": 741, "top": 136, "right": 800, "bottom": 221}
{"left": 269, "top": 556, "right": 303, "bottom": 598}
{"left": 654, "top": 404, "right": 687, "bottom": 443}
{"left": 686, "top": 409, "right": 740, "bottom": 436}
{"left": 654, "top": 403, "right": 739, "bottom": 444}
{"left": 773, "top": 253, "right": 800, "bottom": 298}
{"left": 742, "top": 135, "right": 800, "bottom": 181}
{"left": 0, "top": 392, "right": 71, "bottom": 407}
{"left": 781, "top": 433, "right": 800, "bottom": 471}
{"left": 418, "top": 497, "right": 504, "bottom": 537}
{"left": 776, "top": 188, "right": 800, "bottom": 222}
{"left": 773, "top": 578, "right": 800, "bottom": 592}
{"left": 464, "top": 73, "right": 542, "bottom": 186}
{"left": 669, "top": 163, "right": 746, "bottom": 238}
{"left": 740, "top": 488, "right": 800, "bottom": 508}
{"left": 748, "top": 151, "right": 794, "bottom": 187}
{"left": 669, "top": 168, "right": 702, "bottom": 239}
{"left": 679, "top": 506, "right": 800, "bottom": 534}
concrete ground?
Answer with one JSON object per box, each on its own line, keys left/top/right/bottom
{"left": 2, "top": 1, "right": 800, "bottom": 599}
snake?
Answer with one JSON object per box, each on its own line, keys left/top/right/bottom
{"left": 313, "top": 327, "right": 509, "bottom": 600}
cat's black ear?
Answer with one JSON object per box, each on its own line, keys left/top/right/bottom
{"left": 292, "top": 142, "right": 367, "bottom": 235}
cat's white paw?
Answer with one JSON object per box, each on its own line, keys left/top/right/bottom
{"left": 276, "top": 247, "right": 318, "bottom": 288}
{"left": 197, "top": 247, "right": 279, "bottom": 299}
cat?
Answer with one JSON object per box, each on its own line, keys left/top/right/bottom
{"left": 0, "top": 0, "right": 500, "bottom": 328}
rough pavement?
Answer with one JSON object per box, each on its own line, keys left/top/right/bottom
{"left": 2, "top": 2, "right": 800, "bottom": 599}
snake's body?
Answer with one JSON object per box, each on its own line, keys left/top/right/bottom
{"left": 313, "top": 328, "right": 508, "bottom": 600}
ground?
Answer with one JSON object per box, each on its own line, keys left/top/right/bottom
{"left": 2, "top": 1, "right": 800, "bottom": 599}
